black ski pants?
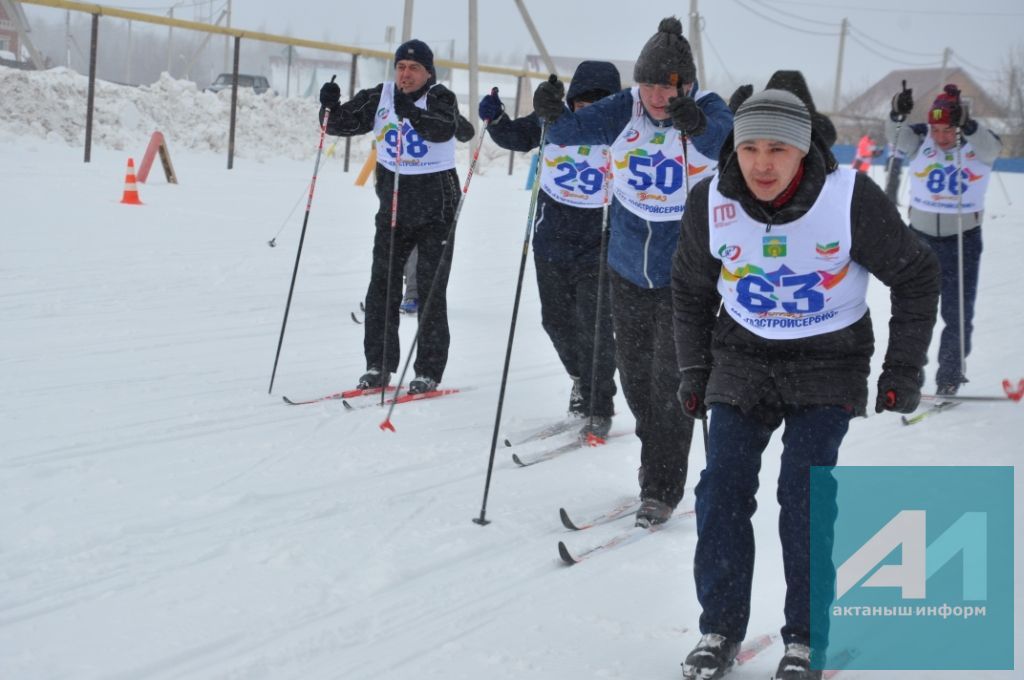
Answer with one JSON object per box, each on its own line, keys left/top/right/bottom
{"left": 608, "top": 269, "right": 693, "bottom": 507}
{"left": 363, "top": 168, "right": 460, "bottom": 382}
{"left": 534, "top": 254, "right": 617, "bottom": 417}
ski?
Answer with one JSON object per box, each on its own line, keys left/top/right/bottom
{"left": 281, "top": 385, "right": 397, "bottom": 406}
{"left": 341, "top": 387, "right": 462, "bottom": 411}
{"left": 559, "top": 498, "right": 641, "bottom": 531}
{"left": 735, "top": 632, "right": 779, "bottom": 665}
{"left": 511, "top": 430, "right": 627, "bottom": 468}
{"left": 350, "top": 311, "right": 363, "bottom": 324}
{"left": 503, "top": 417, "right": 582, "bottom": 448}
{"left": 901, "top": 400, "right": 961, "bottom": 426}
{"left": 557, "top": 509, "right": 695, "bottom": 565}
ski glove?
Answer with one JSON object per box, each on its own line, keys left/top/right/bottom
{"left": 319, "top": 80, "right": 341, "bottom": 109}
{"left": 728, "top": 84, "right": 754, "bottom": 113}
{"left": 668, "top": 95, "right": 706, "bottom": 136}
{"left": 890, "top": 80, "right": 913, "bottom": 120}
{"left": 533, "top": 74, "right": 566, "bottom": 122}
{"left": 677, "top": 367, "right": 711, "bottom": 420}
{"left": 875, "top": 366, "right": 924, "bottom": 414}
{"left": 392, "top": 89, "right": 421, "bottom": 123}
{"left": 478, "top": 89, "right": 504, "bottom": 123}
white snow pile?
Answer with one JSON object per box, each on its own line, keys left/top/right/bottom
{"left": 0, "top": 65, "right": 348, "bottom": 161}
{"left": 0, "top": 65, "right": 514, "bottom": 168}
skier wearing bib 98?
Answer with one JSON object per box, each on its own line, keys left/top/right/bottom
{"left": 671, "top": 72, "right": 939, "bottom": 680}
{"left": 533, "top": 17, "right": 733, "bottom": 527}
{"left": 479, "top": 61, "right": 622, "bottom": 439}
{"left": 318, "top": 39, "right": 474, "bottom": 395}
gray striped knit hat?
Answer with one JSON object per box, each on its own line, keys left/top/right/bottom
{"left": 733, "top": 89, "right": 811, "bottom": 154}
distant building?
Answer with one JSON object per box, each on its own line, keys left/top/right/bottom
{"left": 0, "top": 0, "right": 23, "bottom": 58}
{"left": 833, "top": 67, "right": 1009, "bottom": 148}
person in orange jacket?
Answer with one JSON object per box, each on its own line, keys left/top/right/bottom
{"left": 851, "top": 133, "right": 880, "bottom": 173}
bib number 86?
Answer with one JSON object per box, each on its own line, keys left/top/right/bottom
{"left": 925, "top": 167, "right": 970, "bottom": 196}
{"left": 737, "top": 272, "right": 824, "bottom": 314}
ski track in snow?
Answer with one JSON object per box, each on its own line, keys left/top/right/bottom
{"left": 1, "top": 66, "right": 1022, "bottom": 680}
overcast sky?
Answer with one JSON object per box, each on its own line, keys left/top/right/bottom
{"left": 222, "top": 0, "right": 1022, "bottom": 94}
{"left": 21, "top": 0, "right": 1023, "bottom": 102}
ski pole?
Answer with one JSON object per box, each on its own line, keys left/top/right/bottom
{"left": 474, "top": 119, "right": 550, "bottom": 527}
{"left": 955, "top": 127, "right": 968, "bottom": 384}
{"left": 584, "top": 150, "right": 613, "bottom": 446}
{"left": 268, "top": 76, "right": 335, "bottom": 394}
{"left": 378, "top": 109, "right": 405, "bottom": 404}
{"left": 380, "top": 103, "right": 496, "bottom": 432}
{"left": 886, "top": 80, "right": 909, "bottom": 203}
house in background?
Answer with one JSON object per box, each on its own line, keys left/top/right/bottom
{"left": 833, "top": 67, "right": 1009, "bottom": 146}
{"left": 0, "top": 0, "right": 44, "bottom": 69}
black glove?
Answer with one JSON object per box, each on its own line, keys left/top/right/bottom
{"left": 533, "top": 74, "right": 566, "bottom": 121}
{"left": 319, "top": 80, "right": 341, "bottom": 109}
{"left": 668, "top": 94, "right": 706, "bottom": 136}
{"left": 392, "top": 89, "right": 421, "bottom": 122}
{"left": 948, "top": 100, "right": 970, "bottom": 128}
{"left": 890, "top": 80, "right": 913, "bottom": 120}
{"left": 455, "top": 114, "right": 475, "bottom": 142}
{"left": 728, "top": 84, "right": 754, "bottom": 113}
{"left": 478, "top": 87, "right": 504, "bottom": 123}
{"left": 677, "top": 367, "right": 710, "bottom": 420}
{"left": 874, "top": 366, "right": 924, "bottom": 414}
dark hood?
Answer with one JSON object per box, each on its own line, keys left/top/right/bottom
{"left": 566, "top": 60, "right": 622, "bottom": 108}
{"left": 718, "top": 70, "right": 837, "bottom": 172}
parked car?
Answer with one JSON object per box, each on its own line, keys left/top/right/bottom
{"left": 205, "top": 73, "right": 274, "bottom": 95}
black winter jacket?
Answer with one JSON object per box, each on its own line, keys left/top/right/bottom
{"left": 671, "top": 142, "right": 940, "bottom": 416}
{"left": 319, "top": 81, "right": 473, "bottom": 227}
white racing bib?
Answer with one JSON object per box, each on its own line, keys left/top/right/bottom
{"left": 907, "top": 131, "right": 992, "bottom": 213}
{"left": 708, "top": 168, "right": 870, "bottom": 340}
{"left": 373, "top": 82, "right": 456, "bottom": 175}
{"left": 610, "top": 87, "right": 716, "bottom": 220}
{"left": 538, "top": 143, "right": 610, "bottom": 209}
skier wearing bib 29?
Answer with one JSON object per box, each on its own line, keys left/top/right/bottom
{"left": 479, "top": 61, "right": 622, "bottom": 439}
{"left": 318, "top": 39, "right": 474, "bottom": 395}
{"left": 671, "top": 72, "right": 939, "bottom": 680}
{"left": 532, "top": 17, "right": 733, "bottom": 528}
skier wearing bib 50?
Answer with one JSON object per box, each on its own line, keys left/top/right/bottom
{"left": 533, "top": 17, "right": 733, "bottom": 528}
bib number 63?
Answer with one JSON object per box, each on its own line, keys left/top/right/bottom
{"left": 737, "top": 272, "right": 824, "bottom": 314}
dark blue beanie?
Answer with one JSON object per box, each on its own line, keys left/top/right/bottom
{"left": 394, "top": 39, "right": 435, "bottom": 76}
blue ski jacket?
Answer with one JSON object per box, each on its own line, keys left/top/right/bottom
{"left": 546, "top": 82, "right": 732, "bottom": 288}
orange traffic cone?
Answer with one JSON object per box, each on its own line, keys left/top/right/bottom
{"left": 120, "top": 157, "right": 143, "bottom": 205}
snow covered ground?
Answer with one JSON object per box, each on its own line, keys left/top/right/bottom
{"left": 1, "top": 67, "right": 1021, "bottom": 679}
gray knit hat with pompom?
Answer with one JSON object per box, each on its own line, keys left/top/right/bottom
{"left": 633, "top": 17, "right": 696, "bottom": 86}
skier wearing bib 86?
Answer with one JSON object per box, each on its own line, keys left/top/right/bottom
{"left": 318, "top": 39, "right": 475, "bottom": 396}
{"left": 886, "top": 82, "right": 1003, "bottom": 397}
{"left": 533, "top": 17, "right": 733, "bottom": 527}
{"left": 671, "top": 72, "right": 939, "bottom": 680}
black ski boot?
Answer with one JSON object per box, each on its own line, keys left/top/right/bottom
{"left": 357, "top": 368, "right": 388, "bottom": 389}
{"left": 773, "top": 643, "right": 821, "bottom": 680}
{"left": 681, "top": 633, "right": 740, "bottom": 680}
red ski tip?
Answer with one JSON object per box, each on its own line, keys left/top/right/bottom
{"left": 585, "top": 433, "right": 606, "bottom": 447}
{"left": 379, "top": 419, "right": 396, "bottom": 432}
{"left": 1003, "top": 378, "right": 1024, "bottom": 402}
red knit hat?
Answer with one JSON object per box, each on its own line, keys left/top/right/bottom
{"left": 928, "top": 84, "right": 961, "bottom": 126}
